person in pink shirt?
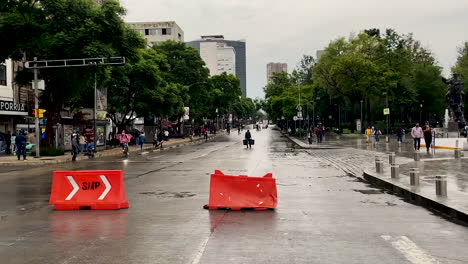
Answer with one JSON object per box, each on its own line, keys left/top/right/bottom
{"left": 411, "top": 123, "right": 424, "bottom": 150}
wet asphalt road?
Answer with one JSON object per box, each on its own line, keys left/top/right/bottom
{"left": 1, "top": 127, "right": 468, "bottom": 264}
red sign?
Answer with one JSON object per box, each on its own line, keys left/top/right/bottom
{"left": 49, "top": 170, "right": 129, "bottom": 210}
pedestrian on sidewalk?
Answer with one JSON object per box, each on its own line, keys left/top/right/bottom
{"left": 411, "top": 122, "right": 423, "bottom": 150}
{"left": 5, "top": 131, "right": 11, "bottom": 155}
{"left": 307, "top": 130, "right": 313, "bottom": 144}
{"left": 423, "top": 123, "right": 432, "bottom": 152}
{"left": 138, "top": 131, "right": 146, "bottom": 151}
{"left": 396, "top": 127, "right": 404, "bottom": 144}
{"left": 365, "top": 126, "right": 373, "bottom": 143}
{"left": 15, "top": 130, "right": 27, "bottom": 161}
{"left": 79, "top": 133, "right": 86, "bottom": 152}
{"left": 374, "top": 128, "right": 382, "bottom": 142}
{"left": 71, "top": 133, "right": 81, "bottom": 162}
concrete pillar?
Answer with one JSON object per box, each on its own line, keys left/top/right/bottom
{"left": 413, "top": 150, "right": 420, "bottom": 161}
{"left": 435, "top": 175, "right": 447, "bottom": 196}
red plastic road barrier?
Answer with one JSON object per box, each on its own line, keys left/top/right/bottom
{"left": 204, "top": 170, "right": 278, "bottom": 210}
{"left": 49, "top": 170, "right": 129, "bottom": 210}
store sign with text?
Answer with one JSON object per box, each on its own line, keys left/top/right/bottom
{"left": 0, "top": 100, "right": 26, "bottom": 112}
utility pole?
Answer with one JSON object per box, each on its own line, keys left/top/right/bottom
{"left": 33, "top": 57, "right": 40, "bottom": 157}
{"left": 94, "top": 71, "right": 97, "bottom": 148}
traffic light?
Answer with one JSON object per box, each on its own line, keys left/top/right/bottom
{"left": 31, "top": 108, "right": 46, "bottom": 118}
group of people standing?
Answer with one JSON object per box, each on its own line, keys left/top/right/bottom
{"left": 307, "top": 124, "right": 324, "bottom": 144}
{"left": 365, "top": 122, "right": 434, "bottom": 152}
{"left": 2, "top": 130, "right": 35, "bottom": 161}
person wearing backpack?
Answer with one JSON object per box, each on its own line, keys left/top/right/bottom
{"left": 374, "top": 128, "right": 382, "bottom": 142}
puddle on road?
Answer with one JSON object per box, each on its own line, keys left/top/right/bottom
{"left": 353, "top": 189, "right": 384, "bottom": 195}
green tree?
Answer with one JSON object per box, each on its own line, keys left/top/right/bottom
{"left": 105, "top": 49, "right": 187, "bottom": 131}
{"left": 152, "top": 41, "right": 211, "bottom": 122}
{"left": 210, "top": 73, "right": 242, "bottom": 115}
{"left": 0, "top": 0, "right": 145, "bottom": 145}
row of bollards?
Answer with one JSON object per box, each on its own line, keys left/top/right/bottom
{"left": 375, "top": 153, "right": 447, "bottom": 197}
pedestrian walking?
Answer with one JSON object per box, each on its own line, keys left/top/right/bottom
{"left": 5, "top": 131, "right": 11, "bottom": 155}
{"left": 138, "top": 131, "right": 146, "bottom": 151}
{"left": 423, "top": 123, "right": 432, "bottom": 152}
{"left": 411, "top": 122, "right": 423, "bottom": 150}
{"left": 71, "top": 133, "right": 80, "bottom": 162}
{"left": 396, "top": 127, "right": 404, "bottom": 143}
{"left": 79, "top": 133, "right": 86, "bottom": 152}
{"left": 365, "top": 126, "right": 373, "bottom": 143}
{"left": 244, "top": 129, "right": 252, "bottom": 149}
{"left": 15, "top": 130, "right": 27, "bottom": 161}
{"left": 307, "top": 130, "right": 313, "bottom": 144}
{"left": 374, "top": 128, "right": 382, "bottom": 142}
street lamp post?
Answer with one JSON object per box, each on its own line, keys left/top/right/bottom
{"left": 360, "top": 100, "right": 363, "bottom": 133}
{"left": 420, "top": 103, "right": 423, "bottom": 124}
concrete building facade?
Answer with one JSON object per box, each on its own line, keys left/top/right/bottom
{"left": 187, "top": 35, "right": 247, "bottom": 97}
{"left": 127, "top": 21, "right": 184, "bottom": 47}
{"left": 267, "top": 62, "right": 287, "bottom": 83}
{"left": 0, "top": 59, "right": 28, "bottom": 134}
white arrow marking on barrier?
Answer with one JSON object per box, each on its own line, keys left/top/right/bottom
{"left": 98, "top": 175, "right": 111, "bottom": 200}
{"left": 65, "top": 176, "right": 79, "bottom": 200}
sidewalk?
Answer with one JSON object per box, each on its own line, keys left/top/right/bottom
{"left": 284, "top": 132, "right": 468, "bottom": 223}
{"left": 0, "top": 134, "right": 221, "bottom": 167}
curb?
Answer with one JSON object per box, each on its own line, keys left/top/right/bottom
{"left": 0, "top": 134, "right": 222, "bottom": 167}
{"left": 363, "top": 169, "right": 468, "bottom": 224}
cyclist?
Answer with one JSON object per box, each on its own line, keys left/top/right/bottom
{"left": 119, "top": 130, "right": 132, "bottom": 157}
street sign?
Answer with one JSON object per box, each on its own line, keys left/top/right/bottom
{"left": 183, "top": 107, "right": 189, "bottom": 120}
{"left": 293, "top": 116, "right": 298, "bottom": 121}
{"left": 383, "top": 108, "right": 390, "bottom": 115}
{"left": 356, "top": 119, "right": 362, "bottom": 132}
{"left": 297, "top": 111, "right": 302, "bottom": 118}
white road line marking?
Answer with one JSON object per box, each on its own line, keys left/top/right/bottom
{"left": 381, "top": 235, "right": 438, "bottom": 264}
{"left": 98, "top": 175, "right": 111, "bottom": 200}
{"left": 190, "top": 236, "right": 210, "bottom": 264}
{"left": 65, "top": 176, "right": 79, "bottom": 200}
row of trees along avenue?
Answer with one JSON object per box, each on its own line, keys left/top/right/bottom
{"left": 0, "top": 0, "right": 257, "bottom": 147}
{"left": 264, "top": 28, "right": 461, "bottom": 133}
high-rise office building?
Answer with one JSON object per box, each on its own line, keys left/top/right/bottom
{"left": 127, "top": 21, "right": 184, "bottom": 47}
{"left": 187, "top": 35, "right": 247, "bottom": 97}
{"left": 266, "top": 63, "right": 287, "bottom": 83}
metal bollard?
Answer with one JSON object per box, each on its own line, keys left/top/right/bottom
{"left": 455, "top": 148, "right": 462, "bottom": 158}
{"left": 413, "top": 150, "right": 420, "bottom": 161}
{"left": 388, "top": 152, "right": 396, "bottom": 165}
{"left": 409, "top": 168, "right": 420, "bottom": 186}
{"left": 435, "top": 175, "right": 447, "bottom": 196}
{"left": 391, "top": 164, "right": 399, "bottom": 179}
{"left": 375, "top": 156, "right": 384, "bottom": 173}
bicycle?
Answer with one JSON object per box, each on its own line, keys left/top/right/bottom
{"left": 122, "top": 142, "right": 129, "bottom": 158}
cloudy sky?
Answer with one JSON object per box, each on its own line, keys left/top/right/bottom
{"left": 121, "top": 0, "right": 468, "bottom": 99}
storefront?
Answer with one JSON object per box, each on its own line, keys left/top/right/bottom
{"left": 0, "top": 100, "right": 28, "bottom": 133}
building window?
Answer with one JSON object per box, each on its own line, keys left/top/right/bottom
{"left": 162, "top": 28, "right": 171, "bottom": 35}
{"left": 138, "top": 29, "right": 145, "bottom": 35}
{"left": 0, "top": 64, "right": 6, "bottom": 86}
{"left": 148, "top": 29, "right": 158, "bottom": 35}
{"left": 144, "top": 29, "right": 150, "bottom": 36}
{"left": 178, "top": 33, "right": 182, "bottom": 40}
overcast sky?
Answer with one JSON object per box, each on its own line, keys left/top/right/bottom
{"left": 121, "top": 0, "right": 468, "bottom": 99}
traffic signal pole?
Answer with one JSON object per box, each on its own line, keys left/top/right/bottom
{"left": 33, "top": 57, "right": 40, "bottom": 157}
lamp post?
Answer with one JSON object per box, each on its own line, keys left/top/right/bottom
{"left": 360, "top": 100, "right": 363, "bottom": 133}
{"left": 420, "top": 103, "right": 423, "bottom": 124}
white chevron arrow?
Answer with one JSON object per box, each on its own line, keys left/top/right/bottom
{"left": 65, "top": 176, "right": 79, "bottom": 200}
{"left": 98, "top": 175, "right": 111, "bottom": 200}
